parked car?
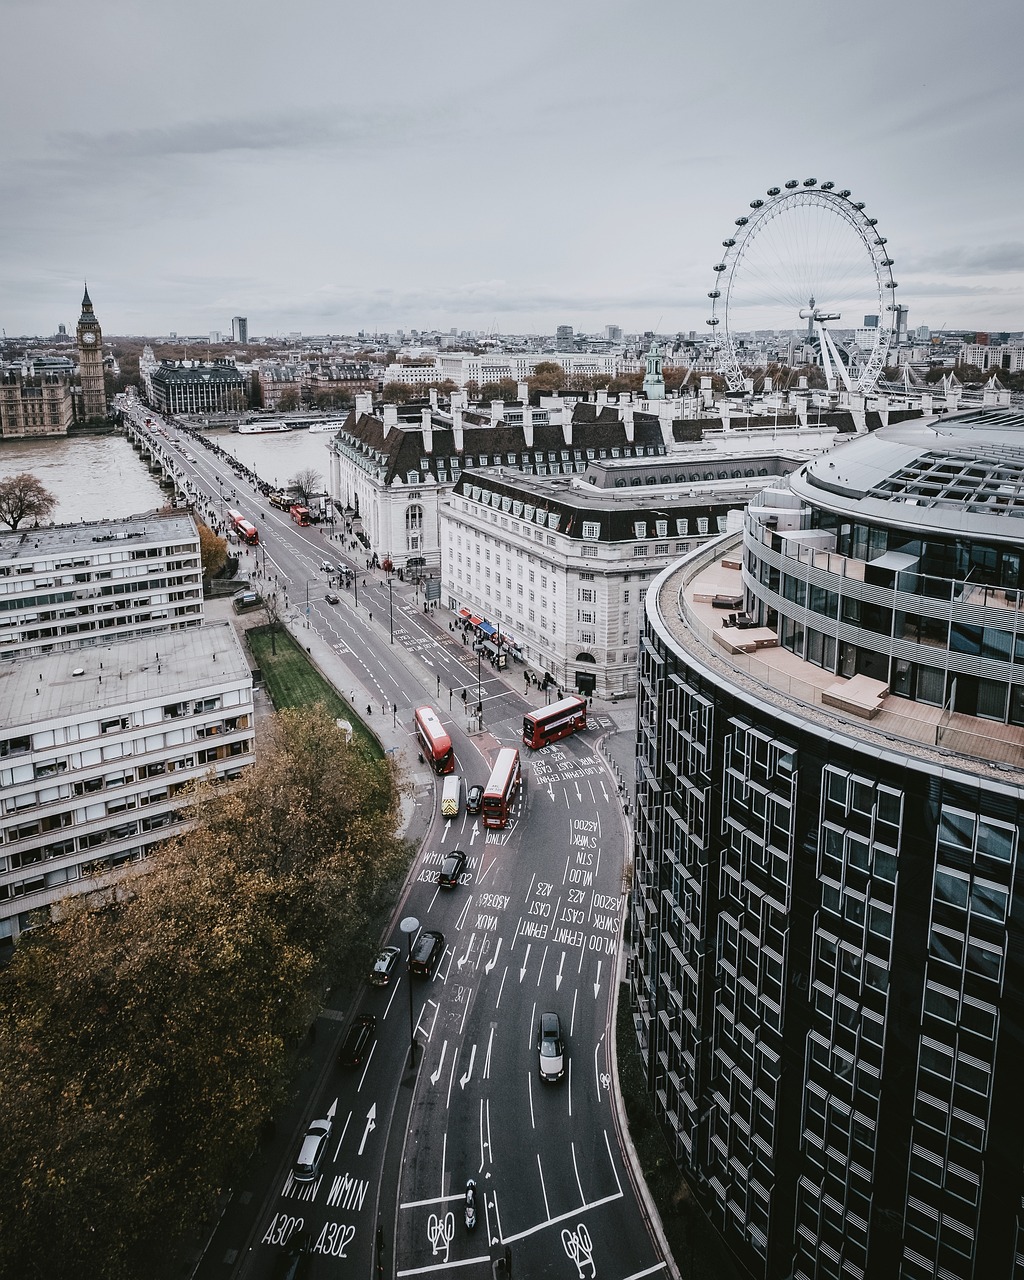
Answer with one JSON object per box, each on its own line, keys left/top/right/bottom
{"left": 466, "top": 784, "right": 484, "bottom": 815}
{"left": 293, "top": 1116, "right": 332, "bottom": 1182}
{"left": 437, "top": 850, "right": 467, "bottom": 889}
{"left": 325, "top": 592, "right": 340, "bottom": 605}
{"left": 409, "top": 929, "right": 445, "bottom": 977}
{"left": 369, "top": 945, "right": 401, "bottom": 986}
{"left": 339, "top": 1014, "right": 376, "bottom": 1067}
{"left": 537, "top": 1011, "right": 566, "bottom": 1082}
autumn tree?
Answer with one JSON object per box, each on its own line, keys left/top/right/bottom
{"left": 276, "top": 388, "right": 301, "bottom": 412}
{"left": 381, "top": 381, "right": 413, "bottom": 403}
{"left": 262, "top": 588, "right": 285, "bottom": 654}
{"left": 0, "top": 472, "right": 57, "bottom": 529}
{"left": 0, "top": 704, "right": 406, "bottom": 1280}
{"left": 196, "top": 520, "right": 228, "bottom": 579}
{"left": 527, "top": 361, "right": 565, "bottom": 396}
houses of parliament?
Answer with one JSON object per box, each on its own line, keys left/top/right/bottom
{"left": 0, "top": 286, "right": 109, "bottom": 438}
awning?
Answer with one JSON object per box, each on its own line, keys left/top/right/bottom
{"left": 481, "top": 641, "right": 499, "bottom": 657}
{"left": 479, "top": 621, "right": 496, "bottom": 637}
{"left": 458, "top": 607, "right": 471, "bottom": 619}
{"left": 470, "top": 615, "right": 483, "bottom": 627}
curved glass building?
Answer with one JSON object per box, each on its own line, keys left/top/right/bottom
{"left": 631, "top": 407, "right": 1024, "bottom": 1280}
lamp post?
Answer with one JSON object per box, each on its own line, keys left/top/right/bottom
{"left": 476, "top": 647, "right": 483, "bottom": 724}
{"left": 388, "top": 578, "right": 394, "bottom": 645}
{"left": 400, "top": 916, "right": 420, "bottom": 1068}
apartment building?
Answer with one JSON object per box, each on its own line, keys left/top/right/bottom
{"left": 0, "top": 623, "right": 254, "bottom": 950}
{"left": 0, "top": 512, "right": 204, "bottom": 662}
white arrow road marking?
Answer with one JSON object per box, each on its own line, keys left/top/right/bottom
{"left": 547, "top": 783, "right": 556, "bottom": 802}
{"left": 327, "top": 1097, "right": 338, "bottom": 1120}
{"left": 484, "top": 937, "right": 503, "bottom": 974}
{"left": 556, "top": 951, "right": 566, "bottom": 991}
{"left": 430, "top": 1040, "right": 449, "bottom": 1086}
{"left": 460, "top": 1043, "right": 477, "bottom": 1089}
{"left": 483, "top": 1024, "right": 496, "bottom": 1080}
{"left": 458, "top": 933, "right": 476, "bottom": 968}
{"left": 575, "top": 781, "right": 582, "bottom": 802}
{"left": 519, "top": 943, "right": 532, "bottom": 982}
{"left": 357, "top": 1103, "right": 377, "bottom": 1155}
{"left": 593, "top": 960, "right": 602, "bottom": 1000}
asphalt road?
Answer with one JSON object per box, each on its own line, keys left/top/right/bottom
{"left": 119, "top": 402, "right": 664, "bottom": 1280}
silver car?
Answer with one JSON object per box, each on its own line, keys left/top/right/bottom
{"left": 293, "top": 1116, "right": 332, "bottom": 1182}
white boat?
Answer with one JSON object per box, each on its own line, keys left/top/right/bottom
{"left": 237, "top": 421, "right": 290, "bottom": 435}
{"left": 308, "top": 421, "right": 345, "bottom": 433}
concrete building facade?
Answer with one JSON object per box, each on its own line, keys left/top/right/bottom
{"left": 631, "top": 406, "right": 1024, "bottom": 1280}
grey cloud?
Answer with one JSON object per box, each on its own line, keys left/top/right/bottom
{"left": 902, "top": 245, "right": 1024, "bottom": 277}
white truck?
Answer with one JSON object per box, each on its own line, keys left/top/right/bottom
{"left": 441, "top": 774, "right": 462, "bottom": 818}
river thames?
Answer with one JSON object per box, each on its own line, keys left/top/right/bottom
{"left": 0, "top": 428, "right": 338, "bottom": 525}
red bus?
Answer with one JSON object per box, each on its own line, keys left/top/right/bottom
{"left": 290, "top": 504, "right": 311, "bottom": 527}
{"left": 522, "top": 694, "right": 587, "bottom": 750}
{"left": 481, "top": 747, "right": 522, "bottom": 829}
{"left": 226, "top": 508, "right": 260, "bottom": 545}
{"left": 414, "top": 706, "right": 454, "bottom": 775}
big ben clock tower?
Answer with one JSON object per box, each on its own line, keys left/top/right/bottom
{"left": 76, "top": 284, "right": 107, "bottom": 423}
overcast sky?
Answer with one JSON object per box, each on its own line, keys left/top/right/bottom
{"left": 2, "top": 0, "right": 1022, "bottom": 339}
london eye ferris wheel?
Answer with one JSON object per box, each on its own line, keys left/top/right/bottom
{"left": 706, "top": 179, "right": 899, "bottom": 395}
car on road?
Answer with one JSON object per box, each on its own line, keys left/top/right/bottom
{"left": 537, "top": 1011, "right": 566, "bottom": 1082}
{"left": 437, "top": 850, "right": 466, "bottom": 889}
{"left": 339, "top": 1014, "right": 376, "bottom": 1067}
{"left": 409, "top": 929, "right": 445, "bottom": 977}
{"left": 320, "top": 560, "right": 334, "bottom": 572}
{"left": 293, "top": 1116, "right": 332, "bottom": 1182}
{"left": 324, "top": 592, "right": 340, "bottom": 604}
{"left": 369, "top": 945, "right": 401, "bottom": 986}
{"left": 270, "top": 1227, "right": 312, "bottom": 1279}
{"left": 184, "top": 452, "right": 196, "bottom": 462}
{"left": 466, "top": 784, "right": 484, "bottom": 815}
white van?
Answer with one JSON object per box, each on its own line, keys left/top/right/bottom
{"left": 441, "top": 774, "right": 462, "bottom": 818}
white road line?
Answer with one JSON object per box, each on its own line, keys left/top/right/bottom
{"left": 527, "top": 1069, "right": 536, "bottom": 1131}
{"left": 397, "top": 1255, "right": 492, "bottom": 1276}
{"left": 536, "top": 1152, "right": 551, "bottom": 1220}
{"left": 500, "top": 1189, "right": 626, "bottom": 1244}
{"left": 572, "top": 1141, "right": 585, "bottom": 1202}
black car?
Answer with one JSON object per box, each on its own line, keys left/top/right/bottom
{"left": 325, "top": 592, "right": 340, "bottom": 605}
{"left": 271, "top": 1228, "right": 312, "bottom": 1280}
{"left": 409, "top": 929, "right": 445, "bottom": 977}
{"left": 369, "top": 945, "right": 401, "bottom": 986}
{"left": 339, "top": 1014, "right": 376, "bottom": 1067}
{"left": 437, "top": 849, "right": 467, "bottom": 889}
{"left": 466, "top": 784, "right": 484, "bottom": 815}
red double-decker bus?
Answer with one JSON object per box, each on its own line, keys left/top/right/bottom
{"left": 522, "top": 694, "right": 587, "bottom": 750}
{"left": 414, "top": 706, "right": 454, "bottom": 774}
{"left": 481, "top": 747, "right": 522, "bottom": 829}
{"left": 226, "top": 508, "right": 260, "bottom": 545}
{"left": 290, "top": 504, "right": 311, "bottom": 527}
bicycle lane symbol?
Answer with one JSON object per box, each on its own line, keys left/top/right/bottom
{"left": 562, "top": 1221, "right": 596, "bottom": 1277}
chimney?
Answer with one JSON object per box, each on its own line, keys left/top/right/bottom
{"left": 596, "top": 389, "right": 608, "bottom": 406}
{"left": 451, "top": 389, "right": 468, "bottom": 411}
{"left": 429, "top": 387, "right": 438, "bottom": 410}
{"left": 517, "top": 380, "right": 529, "bottom": 403}
{"left": 382, "top": 403, "right": 398, "bottom": 435}
{"left": 622, "top": 406, "right": 635, "bottom": 443}
{"left": 355, "top": 391, "right": 373, "bottom": 418}
{"left": 452, "top": 407, "right": 464, "bottom": 451}
{"left": 421, "top": 407, "right": 433, "bottom": 454}
{"left": 490, "top": 400, "right": 504, "bottom": 426}
{"left": 523, "top": 415, "right": 534, "bottom": 449}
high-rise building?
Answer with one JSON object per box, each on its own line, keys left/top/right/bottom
{"left": 556, "top": 325, "right": 574, "bottom": 347}
{"left": 231, "top": 316, "right": 248, "bottom": 344}
{"left": 606, "top": 325, "right": 623, "bottom": 343}
{"left": 75, "top": 284, "right": 106, "bottom": 423}
{"left": 631, "top": 406, "right": 1024, "bottom": 1280}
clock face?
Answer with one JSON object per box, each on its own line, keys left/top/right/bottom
{"left": 82, "top": 332, "right": 96, "bottom": 344}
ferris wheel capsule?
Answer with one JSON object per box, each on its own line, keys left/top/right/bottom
{"left": 838, "top": 189, "right": 851, "bottom": 197}
{"left": 722, "top": 238, "right": 736, "bottom": 247}
{"left": 735, "top": 217, "right": 748, "bottom": 225}
{"left": 785, "top": 179, "right": 799, "bottom": 189}
{"left": 803, "top": 178, "right": 817, "bottom": 186}
{"left": 820, "top": 181, "right": 834, "bottom": 190}
{"left": 706, "top": 317, "right": 719, "bottom": 326}
{"left": 767, "top": 187, "right": 780, "bottom": 195}
{"left": 750, "top": 199, "right": 764, "bottom": 208}
{"left": 708, "top": 290, "right": 721, "bottom": 299}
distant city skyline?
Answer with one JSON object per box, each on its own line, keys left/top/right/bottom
{"left": 2, "top": 0, "right": 1022, "bottom": 338}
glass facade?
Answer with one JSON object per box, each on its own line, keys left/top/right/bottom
{"left": 632, "top": 409, "right": 1024, "bottom": 1280}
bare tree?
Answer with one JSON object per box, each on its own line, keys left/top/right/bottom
{"left": 0, "top": 473, "right": 57, "bottom": 530}
{"left": 289, "top": 468, "right": 323, "bottom": 502}
{"left": 262, "top": 589, "right": 284, "bottom": 655}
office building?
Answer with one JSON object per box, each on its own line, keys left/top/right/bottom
{"left": 231, "top": 316, "right": 248, "bottom": 345}
{"left": 0, "top": 512, "right": 204, "bottom": 662}
{"left": 147, "top": 360, "right": 249, "bottom": 415}
{"left": 0, "top": 623, "right": 254, "bottom": 951}
{"left": 556, "top": 325, "right": 575, "bottom": 346}
{"left": 631, "top": 406, "right": 1024, "bottom": 1280}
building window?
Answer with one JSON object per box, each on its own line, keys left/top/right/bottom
{"left": 582, "top": 522, "right": 600, "bottom": 540}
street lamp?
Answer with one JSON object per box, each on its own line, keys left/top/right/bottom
{"left": 387, "top": 578, "right": 394, "bottom": 645}
{"left": 400, "top": 916, "right": 420, "bottom": 1068}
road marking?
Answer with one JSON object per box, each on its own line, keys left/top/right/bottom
{"left": 500, "top": 1188, "right": 626, "bottom": 1244}
{"left": 484, "top": 937, "right": 503, "bottom": 974}
{"left": 459, "top": 1043, "right": 476, "bottom": 1089}
{"left": 479, "top": 1096, "right": 492, "bottom": 1170}
{"left": 482, "top": 1024, "right": 496, "bottom": 1080}
{"left": 593, "top": 959, "right": 603, "bottom": 1000}
{"left": 357, "top": 1104, "right": 377, "bottom": 1155}
{"left": 519, "top": 943, "right": 531, "bottom": 981}
{"left": 556, "top": 950, "right": 566, "bottom": 991}
{"left": 536, "top": 1152, "right": 551, "bottom": 1220}
{"left": 495, "top": 964, "right": 508, "bottom": 1009}
{"left": 430, "top": 1040, "right": 448, "bottom": 1086}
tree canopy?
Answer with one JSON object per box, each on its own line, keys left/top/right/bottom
{"left": 0, "top": 472, "right": 57, "bottom": 529}
{"left": 0, "top": 704, "right": 406, "bottom": 1280}
{"left": 196, "top": 520, "right": 228, "bottom": 579}
{"left": 289, "top": 467, "right": 323, "bottom": 501}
